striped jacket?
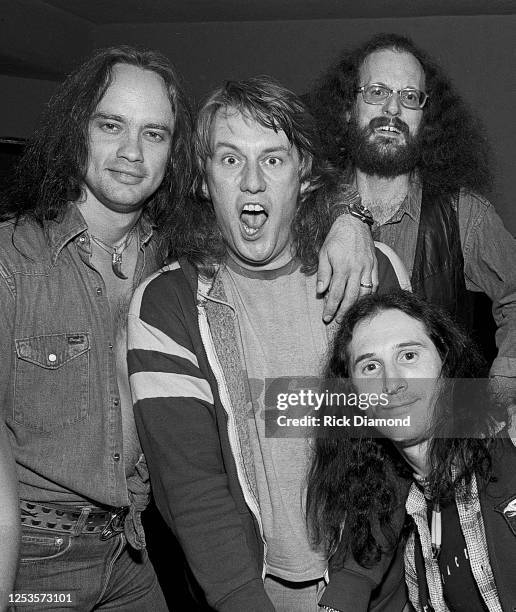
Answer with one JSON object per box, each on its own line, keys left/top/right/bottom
{"left": 128, "top": 252, "right": 409, "bottom": 612}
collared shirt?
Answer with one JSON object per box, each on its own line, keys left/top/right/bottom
{"left": 405, "top": 475, "right": 502, "bottom": 612}
{"left": 0, "top": 203, "right": 157, "bottom": 512}
{"left": 371, "top": 177, "right": 516, "bottom": 382}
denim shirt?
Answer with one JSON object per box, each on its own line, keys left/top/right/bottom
{"left": 0, "top": 204, "right": 157, "bottom": 522}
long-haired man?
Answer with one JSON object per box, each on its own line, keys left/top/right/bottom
{"left": 307, "top": 291, "right": 514, "bottom": 611}
{"left": 307, "top": 33, "right": 516, "bottom": 399}
{"left": 0, "top": 45, "right": 192, "bottom": 610}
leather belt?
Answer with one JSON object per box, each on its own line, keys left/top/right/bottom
{"left": 20, "top": 500, "right": 128, "bottom": 539}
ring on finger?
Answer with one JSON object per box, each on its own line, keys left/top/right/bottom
{"left": 359, "top": 282, "right": 374, "bottom": 289}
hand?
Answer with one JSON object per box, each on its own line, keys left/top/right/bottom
{"left": 317, "top": 213, "right": 378, "bottom": 324}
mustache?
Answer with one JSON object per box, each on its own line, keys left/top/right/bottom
{"left": 368, "top": 116, "right": 409, "bottom": 136}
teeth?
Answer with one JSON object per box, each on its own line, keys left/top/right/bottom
{"left": 240, "top": 203, "right": 268, "bottom": 234}
{"left": 242, "top": 204, "right": 265, "bottom": 213}
{"left": 243, "top": 223, "right": 259, "bottom": 236}
{"left": 380, "top": 126, "right": 399, "bottom": 133}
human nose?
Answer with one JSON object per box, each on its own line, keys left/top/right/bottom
{"left": 240, "top": 161, "right": 266, "bottom": 193}
{"left": 382, "top": 362, "right": 407, "bottom": 395}
{"left": 117, "top": 131, "right": 144, "bottom": 163}
{"left": 382, "top": 90, "right": 402, "bottom": 116}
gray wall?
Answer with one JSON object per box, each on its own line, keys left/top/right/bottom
{"left": 0, "top": 76, "right": 58, "bottom": 138}
{"left": 93, "top": 14, "right": 516, "bottom": 234}
{"left": 0, "top": 9, "right": 514, "bottom": 233}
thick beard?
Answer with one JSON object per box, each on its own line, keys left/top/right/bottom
{"left": 348, "top": 116, "right": 422, "bottom": 178}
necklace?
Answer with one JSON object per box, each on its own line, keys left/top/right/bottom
{"left": 90, "top": 226, "right": 137, "bottom": 280}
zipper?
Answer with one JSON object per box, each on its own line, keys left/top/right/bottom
{"left": 196, "top": 294, "right": 268, "bottom": 577}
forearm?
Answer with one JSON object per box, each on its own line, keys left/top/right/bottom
{"left": 317, "top": 182, "right": 377, "bottom": 322}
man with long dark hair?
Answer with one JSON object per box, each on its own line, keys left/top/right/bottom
{"left": 307, "top": 291, "right": 514, "bottom": 611}
{"left": 307, "top": 33, "right": 516, "bottom": 397}
{"left": 0, "top": 45, "right": 195, "bottom": 610}
{"left": 128, "top": 76, "right": 410, "bottom": 612}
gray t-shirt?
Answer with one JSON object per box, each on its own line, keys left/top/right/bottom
{"left": 222, "top": 257, "right": 328, "bottom": 582}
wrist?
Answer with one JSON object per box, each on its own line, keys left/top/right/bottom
{"left": 346, "top": 204, "right": 374, "bottom": 227}
{"left": 329, "top": 191, "right": 374, "bottom": 227}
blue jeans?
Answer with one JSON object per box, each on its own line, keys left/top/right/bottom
{"left": 12, "top": 524, "right": 167, "bottom": 611}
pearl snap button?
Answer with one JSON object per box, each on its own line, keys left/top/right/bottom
{"left": 48, "top": 353, "right": 57, "bottom": 362}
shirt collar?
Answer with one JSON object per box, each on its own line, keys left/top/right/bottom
{"left": 401, "top": 176, "right": 422, "bottom": 223}
{"left": 350, "top": 168, "right": 422, "bottom": 225}
{"left": 380, "top": 174, "right": 422, "bottom": 225}
{"left": 47, "top": 203, "right": 87, "bottom": 264}
{"left": 405, "top": 480, "right": 428, "bottom": 516}
{"left": 46, "top": 203, "right": 154, "bottom": 264}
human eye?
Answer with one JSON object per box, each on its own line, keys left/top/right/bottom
{"left": 360, "top": 361, "right": 381, "bottom": 376}
{"left": 144, "top": 130, "right": 166, "bottom": 143}
{"left": 403, "top": 89, "right": 419, "bottom": 102}
{"left": 399, "top": 350, "right": 418, "bottom": 363}
{"left": 367, "top": 84, "right": 388, "bottom": 99}
{"left": 99, "top": 121, "right": 121, "bottom": 134}
{"left": 264, "top": 156, "right": 283, "bottom": 167}
{"left": 221, "top": 154, "right": 241, "bottom": 167}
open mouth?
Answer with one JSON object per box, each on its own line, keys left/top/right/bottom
{"left": 240, "top": 203, "right": 268, "bottom": 236}
{"left": 375, "top": 124, "right": 401, "bottom": 136}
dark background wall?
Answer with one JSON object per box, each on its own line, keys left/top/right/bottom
{"left": 0, "top": 5, "right": 514, "bottom": 235}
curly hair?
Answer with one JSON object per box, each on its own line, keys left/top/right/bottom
{"left": 1, "top": 45, "right": 193, "bottom": 258}
{"left": 306, "top": 290, "right": 504, "bottom": 568}
{"left": 170, "top": 76, "right": 337, "bottom": 271}
{"left": 306, "top": 33, "right": 492, "bottom": 197}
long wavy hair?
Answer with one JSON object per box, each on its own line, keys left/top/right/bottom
{"left": 169, "top": 76, "right": 337, "bottom": 271}
{"left": 306, "top": 291, "right": 504, "bottom": 568}
{"left": 306, "top": 33, "right": 492, "bottom": 197}
{"left": 2, "top": 46, "right": 193, "bottom": 258}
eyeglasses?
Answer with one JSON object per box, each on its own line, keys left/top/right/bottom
{"left": 356, "top": 83, "right": 429, "bottom": 110}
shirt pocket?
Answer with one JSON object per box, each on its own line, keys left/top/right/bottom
{"left": 14, "top": 332, "right": 90, "bottom": 432}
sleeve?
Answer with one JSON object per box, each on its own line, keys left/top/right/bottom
{"left": 127, "top": 271, "right": 274, "bottom": 612}
{"left": 319, "top": 506, "right": 407, "bottom": 612}
{"left": 319, "top": 487, "right": 409, "bottom": 612}
{"left": 320, "top": 543, "right": 407, "bottom": 612}
{"left": 458, "top": 192, "right": 516, "bottom": 393}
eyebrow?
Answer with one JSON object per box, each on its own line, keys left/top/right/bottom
{"left": 367, "top": 81, "right": 421, "bottom": 90}
{"left": 353, "top": 341, "right": 426, "bottom": 367}
{"left": 90, "top": 112, "right": 172, "bottom": 135}
{"left": 212, "top": 142, "right": 292, "bottom": 154}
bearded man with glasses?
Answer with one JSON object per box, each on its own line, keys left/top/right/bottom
{"left": 307, "top": 33, "right": 516, "bottom": 402}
